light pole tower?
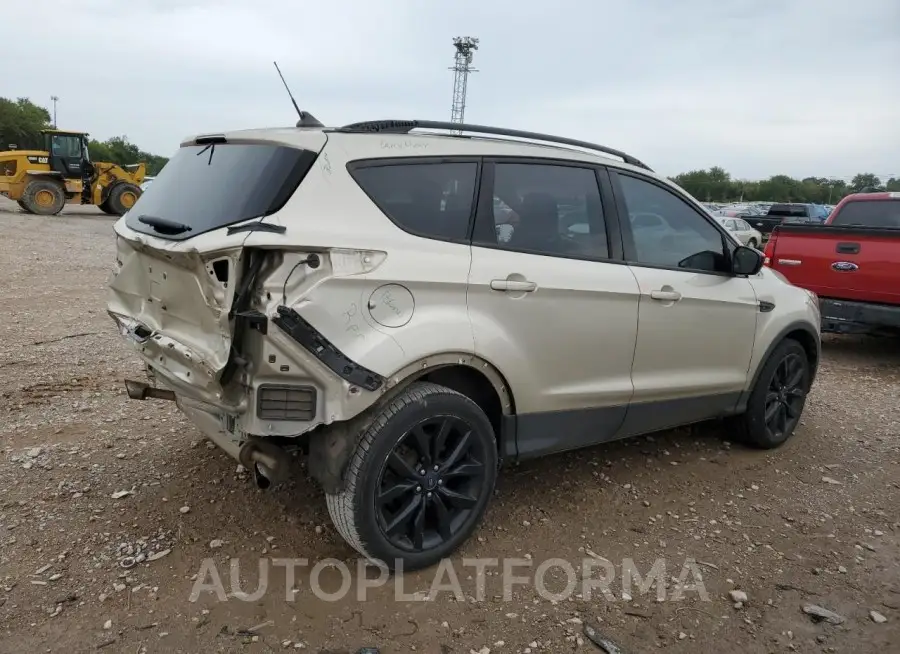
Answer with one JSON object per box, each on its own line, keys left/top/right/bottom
{"left": 449, "top": 37, "right": 479, "bottom": 131}
{"left": 50, "top": 95, "right": 59, "bottom": 128}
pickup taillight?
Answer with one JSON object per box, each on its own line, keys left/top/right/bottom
{"left": 763, "top": 230, "right": 778, "bottom": 265}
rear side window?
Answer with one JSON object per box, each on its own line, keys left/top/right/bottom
{"left": 481, "top": 162, "right": 609, "bottom": 260}
{"left": 350, "top": 162, "right": 478, "bottom": 241}
{"left": 125, "top": 143, "right": 318, "bottom": 241}
{"left": 830, "top": 200, "right": 900, "bottom": 227}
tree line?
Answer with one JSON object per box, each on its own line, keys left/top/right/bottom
{"left": 670, "top": 167, "right": 898, "bottom": 205}
{"left": 0, "top": 97, "right": 168, "bottom": 175}
{"left": 4, "top": 97, "right": 897, "bottom": 201}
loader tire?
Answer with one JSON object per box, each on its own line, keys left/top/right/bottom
{"left": 98, "top": 200, "right": 118, "bottom": 216}
{"left": 106, "top": 183, "right": 141, "bottom": 216}
{"left": 17, "top": 200, "right": 33, "bottom": 214}
{"left": 21, "top": 179, "right": 66, "bottom": 216}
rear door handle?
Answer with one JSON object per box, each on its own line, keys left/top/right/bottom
{"left": 650, "top": 289, "right": 682, "bottom": 302}
{"left": 490, "top": 279, "right": 537, "bottom": 292}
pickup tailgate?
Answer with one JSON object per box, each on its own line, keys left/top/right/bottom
{"left": 768, "top": 224, "right": 900, "bottom": 305}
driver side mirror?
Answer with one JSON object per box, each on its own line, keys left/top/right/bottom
{"left": 732, "top": 246, "right": 763, "bottom": 276}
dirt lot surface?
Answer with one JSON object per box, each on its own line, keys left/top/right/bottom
{"left": 1, "top": 199, "right": 898, "bottom": 654}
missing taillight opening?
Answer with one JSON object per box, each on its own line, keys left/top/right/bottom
{"left": 211, "top": 260, "right": 229, "bottom": 284}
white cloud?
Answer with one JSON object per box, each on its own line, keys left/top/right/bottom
{"left": 7, "top": 0, "right": 899, "bottom": 179}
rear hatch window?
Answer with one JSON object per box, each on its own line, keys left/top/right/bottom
{"left": 830, "top": 199, "right": 900, "bottom": 227}
{"left": 768, "top": 204, "right": 810, "bottom": 217}
{"left": 125, "top": 142, "right": 318, "bottom": 240}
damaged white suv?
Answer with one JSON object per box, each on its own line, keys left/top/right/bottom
{"left": 108, "top": 117, "right": 821, "bottom": 570}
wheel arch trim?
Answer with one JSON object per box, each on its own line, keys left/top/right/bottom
{"left": 383, "top": 352, "right": 515, "bottom": 415}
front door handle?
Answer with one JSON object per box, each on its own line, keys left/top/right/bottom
{"left": 650, "top": 289, "right": 682, "bottom": 302}
{"left": 490, "top": 279, "right": 537, "bottom": 292}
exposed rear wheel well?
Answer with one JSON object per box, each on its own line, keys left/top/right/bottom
{"left": 418, "top": 365, "right": 505, "bottom": 443}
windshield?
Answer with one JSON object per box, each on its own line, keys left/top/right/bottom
{"left": 830, "top": 199, "right": 900, "bottom": 228}
{"left": 124, "top": 142, "right": 318, "bottom": 240}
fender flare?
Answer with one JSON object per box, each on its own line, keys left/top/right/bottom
{"left": 734, "top": 321, "right": 821, "bottom": 413}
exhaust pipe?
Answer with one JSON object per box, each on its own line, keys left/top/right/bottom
{"left": 238, "top": 438, "right": 293, "bottom": 489}
{"left": 124, "top": 379, "right": 176, "bottom": 401}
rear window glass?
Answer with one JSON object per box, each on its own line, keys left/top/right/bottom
{"left": 125, "top": 143, "right": 317, "bottom": 240}
{"left": 830, "top": 199, "right": 900, "bottom": 227}
{"left": 768, "top": 204, "right": 809, "bottom": 217}
{"left": 350, "top": 161, "right": 478, "bottom": 241}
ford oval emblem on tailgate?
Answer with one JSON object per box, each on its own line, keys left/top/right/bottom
{"left": 831, "top": 261, "right": 859, "bottom": 272}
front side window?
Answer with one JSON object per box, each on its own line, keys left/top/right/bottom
{"left": 617, "top": 173, "right": 728, "bottom": 273}
{"left": 351, "top": 162, "right": 477, "bottom": 241}
{"left": 481, "top": 162, "right": 609, "bottom": 260}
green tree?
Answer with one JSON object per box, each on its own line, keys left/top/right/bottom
{"left": 886, "top": 177, "right": 900, "bottom": 192}
{"left": 0, "top": 97, "right": 52, "bottom": 149}
{"left": 849, "top": 173, "right": 883, "bottom": 193}
{"left": 88, "top": 135, "right": 168, "bottom": 175}
{"left": 1, "top": 95, "right": 168, "bottom": 175}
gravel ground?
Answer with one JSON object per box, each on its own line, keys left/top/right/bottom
{"left": 1, "top": 199, "right": 898, "bottom": 654}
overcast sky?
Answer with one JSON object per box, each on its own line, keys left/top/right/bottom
{"left": 8, "top": 0, "right": 899, "bottom": 180}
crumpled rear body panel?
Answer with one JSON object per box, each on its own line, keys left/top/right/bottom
{"left": 108, "top": 233, "right": 241, "bottom": 402}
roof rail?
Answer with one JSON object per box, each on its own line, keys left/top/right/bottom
{"left": 336, "top": 119, "right": 652, "bottom": 171}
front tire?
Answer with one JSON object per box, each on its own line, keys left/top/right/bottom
{"left": 106, "top": 183, "right": 141, "bottom": 216}
{"left": 326, "top": 382, "right": 498, "bottom": 571}
{"left": 731, "top": 339, "right": 810, "bottom": 449}
{"left": 98, "top": 199, "right": 118, "bottom": 216}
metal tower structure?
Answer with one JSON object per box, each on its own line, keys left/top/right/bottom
{"left": 449, "top": 37, "right": 479, "bottom": 129}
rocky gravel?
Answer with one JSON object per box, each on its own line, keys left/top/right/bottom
{"left": 1, "top": 199, "right": 898, "bottom": 653}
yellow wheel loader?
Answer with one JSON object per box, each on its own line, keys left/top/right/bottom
{"left": 0, "top": 130, "right": 145, "bottom": 216}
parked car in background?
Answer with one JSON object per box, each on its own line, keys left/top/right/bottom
{"left": 715, "top": 216, "right": 763, "bottom": 248}
{"left": 764, "top": 192, "right": 900, "bottom": 336}
{"left": 748, "top": 203, "right": 819, "bottom": 237}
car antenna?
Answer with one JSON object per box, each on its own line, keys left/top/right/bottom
{"left": 273, "top": 61, "right": 323, "bottom": 128}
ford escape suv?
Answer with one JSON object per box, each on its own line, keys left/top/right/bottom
{"left": 108, "top": 117, "right": 821, "bottom": 570}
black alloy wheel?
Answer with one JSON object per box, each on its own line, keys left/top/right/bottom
{"left": 730, "top": 338, "right": 811, "bottom": 449}
{"left": 376, "top": 415, "right": 487, "bottom": 552}
{"left": 763, "top": 350, "right": 807, "bottom": 440}
{"left": 325, "top": 382, "right": 498, "bottom": 571}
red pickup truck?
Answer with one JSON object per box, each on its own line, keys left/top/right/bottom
{"left": 763, "top": 192, "right": 900, "bottom": 336}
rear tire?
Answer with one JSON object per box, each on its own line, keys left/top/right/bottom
{"left": 730, "top": 339, "right": 810, "bottom": 449}
{"left": 106, "top": 183, "right": 141, "bottom": 216}
{"left": 326, "top": 382, "right": 498, "bottom": 571}
{"left": 21, "top": 179, "right": 66, "bottom": 216}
